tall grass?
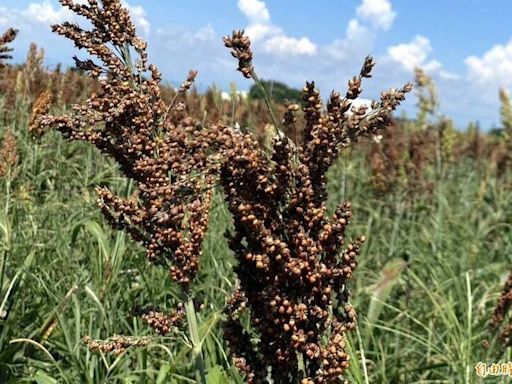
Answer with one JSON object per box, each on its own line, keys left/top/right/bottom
{"left": 0, "top": 97, "right": 510, "bottom": 382}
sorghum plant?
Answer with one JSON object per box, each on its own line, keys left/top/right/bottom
{"left": 0, "top": 129, "right": 18, "bottom": 179}
{"left": 404, "top": 130, "right": 435, "bottom": 196}
{"left": 30, "top": 2, "right": 411, "bottom": 382}
{"left": 0, "top": 48, "right": 98, "bottom": 113}
{"left": 35, "top": 0, "right": 226, "bottom": 286}
{"left": 29, "top": 0, "right": 236, "bottom": 333}
{"left": 0, "top": 28, "right": 18, "bottom": 68}
{"left": 367, "top": 121, "right": 437, "bottom": 200}
{"left": 438, "top": 117, "right": 456, "bottom": 166}
{"left": 414, "top": 67, "right": 438, "bottom": 131}
{"left": 499, "top": 88, "right": 512, "bottom": 133}
{"left": 368, "top": 123, "right": 407, "bottom": 196}
{"left": 494, "top": 88, "right": 512, "bottom": 179}
{"left": 0, "top": 32, "right": 20, "bottom": 217}
{"left": 221, "top": 30, "right": 411, "bottom": 383}
{"left": 366, "top": 68, "right": 447, "bottom": 200}
{"left": 491, "top": 272, "right": 512, "bottom": 347}
{"left": 16, "top": 43, "right": 45, "bottom": 102}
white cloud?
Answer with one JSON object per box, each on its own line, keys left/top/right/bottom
{"left": 465, "top": 39, "right": 512, "bottom": 88}
{"left": 237, "top": 0, "right": 270, "bottom": 24}
{"left": 1, "top": 1, "right": 149, "bottom": 34}
{"left": 438, "top": 70, "right": 460, "bottom": 81}
{"left": 264, "top": 35, "right": 317, "bottom": 56}
{"left": 322, "top": 0, "right": 395, "bottom": 63}
{"left": 152, "top": 25, "right": 239, "bottom": 89}
{"left": 0, "top": 7, "right": 16, "bottom": 27}
{"left": 245, "top": 23, "right": 276, "bottom": 42}
{"left": 356, "top": 0, "right": 396, "bottom": 31}
{"left": 346, "top": 19, "right": 369, "bottom": 41}
{"left": 124, "top": 2, "right": 150, "bottom": 35}
{"left": 23, "top": 2, "right": 72, "bottom": 24}
{"left": 325, "top": 20, "right": 374, "bottom": 61}
{"left": 385, "top": 35, "right": 459, "bottom": 81}
{"left": 195, "top": 25, "right": 216, "bottom": 42}
{"left": 236, "top": 0, "right": 317, "bottom": 56}
{"left": 387, "top": 35, "right": 441, "bottom": 73}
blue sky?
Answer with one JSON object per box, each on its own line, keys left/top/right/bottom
{"left": 1, "top": 0, "right": 511, "bottom": 129}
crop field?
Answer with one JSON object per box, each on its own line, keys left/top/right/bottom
{"left": 1, "top": 1, "right": 512, "bottom": 383}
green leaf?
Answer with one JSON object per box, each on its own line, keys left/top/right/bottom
{"left": 83, "top": 221, "right": 110, "bottom": 261}
{"left": 367, "top": 258, "right": 408, "bottom": 325}
{"left": 206, "top": 365, "right": 228, "bottom": 384}
{"left": 33, "top": 370, "right": 58, "bottom": 384}
{"left": 156, "top": 363, "right": 171, "bottom": 384}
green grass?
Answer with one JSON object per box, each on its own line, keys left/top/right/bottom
{"left": 1, "top": 100, "right": 511, "bottom": 383}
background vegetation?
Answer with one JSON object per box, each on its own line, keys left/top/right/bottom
{"left": 1, "top": 37, "right": 512, "bottom": 383}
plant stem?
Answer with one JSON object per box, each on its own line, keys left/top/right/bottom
{"left": 185, "top": 297, "right": 207, "bottom": 384}
{"left": 0, "top": 176, "right": 12, "bottom": 298}
{"left": 356, "top": 322, "right": 370, "bottom": 384}
{"left": 250, "top": 70, "right": 280, "bottom": 135}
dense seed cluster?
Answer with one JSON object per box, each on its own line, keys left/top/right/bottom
{"left": 30, "top": 3, "right": 411, "bottom": 380}
{"left": 221, "top": 31, "right": 411, "bottom": 383}
{"left": 134, "top": 305, "right": 185, "bottom": 335}
{"left": 0, "top": 28, "right": 17, "bottom": 68}
{"left": 223, "top": 30, "right": 254, "bottom": 79}
{"left": 83, "top": 335, "right": 149, "bottom": 355}
{"left": 29, "top": 91, "right": 53, "bottom": 136}
{"left": 491, "top": 272, "right": 512, "bottom": 346}
{"left": 369, "top": 125, "right": 406, "bottom": 195}
{"left": 0, "top": 129, "right": 18, "bottom": 178}
{"left": 29, "top": 0, "right": 237, "bottom": 288}
{"left": 368, "top": 125, "right": 437, "bottom": 197}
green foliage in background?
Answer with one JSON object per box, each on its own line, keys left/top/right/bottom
{"left": 248, "top": 79, "right": 302, "bottom": 103}
{"left": 0, "top": 95, "right": 511, "bottom": 383}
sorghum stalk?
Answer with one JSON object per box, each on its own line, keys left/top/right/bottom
{"left": 185, "top": 297, "right": 207, "bottom": 384}
{"left": 29, "top": 3, "right": 412, "bottom": 383}
{"left": 29, "top": 0, "right": 241, "bottom": 375}
{"left": 223, "top": 30, "right": 280, "bottom": 134}
{"left": 222, "top": 30, "right": 411, "bottom": 383}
